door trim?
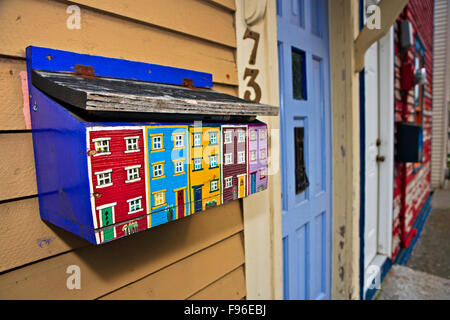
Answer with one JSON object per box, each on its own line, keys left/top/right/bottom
{"left": 360, "top": 26, "right": 395, "bottom": 299}
{"left": 377, "top": 27, "right": 394, "bottom": 258}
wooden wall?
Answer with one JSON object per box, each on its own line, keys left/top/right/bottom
{"left": 0, "top": 0, "right": 246, "bottom": 299}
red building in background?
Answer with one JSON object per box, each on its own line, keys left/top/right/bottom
{"left": 87, "top": 126, "right": 148, "bottom": 244}
{"left": 392, "top": 0, "right": 434, "bottom": 259}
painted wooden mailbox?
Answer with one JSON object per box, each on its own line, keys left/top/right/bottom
{"left": 27, "top": 46, "right": 278, "bottom": 244}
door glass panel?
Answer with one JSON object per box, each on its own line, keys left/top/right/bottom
{"left": 292, "top": 48, "right": 307, "bottom": 100}
{"left": 294, "top": 127, "right": 309, "bottom": 194}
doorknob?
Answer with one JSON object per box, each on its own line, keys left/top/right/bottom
{"left": 376, "top": 155, "right": 385, "bottom": 162}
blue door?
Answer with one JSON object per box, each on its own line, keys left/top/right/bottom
{"left": 277, "top": 0, "right": 332, "bottom": 299}
{"left": 251, "top": 173, "right": 256, "bottom": 194}
{"left": 193, "top": 186, "right": 202, "bottom": 213}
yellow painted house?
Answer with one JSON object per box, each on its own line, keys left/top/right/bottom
{"left": 188, "top": 125, "right": 221, "bottom": 214}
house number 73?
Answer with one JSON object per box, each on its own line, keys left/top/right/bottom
{"left": 243, "top": 28, "right": 261, "bottom": 103}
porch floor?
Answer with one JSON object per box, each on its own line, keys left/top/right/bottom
{"left": 376, "top": 187, "right": 450, "bottom": 300}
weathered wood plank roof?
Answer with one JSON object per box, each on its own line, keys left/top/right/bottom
{"left": 31, "top": 70, "right": 278, "bottom": 117}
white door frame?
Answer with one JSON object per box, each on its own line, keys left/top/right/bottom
{"left": 363, "top": 27, "right": 394, "bottom": 298}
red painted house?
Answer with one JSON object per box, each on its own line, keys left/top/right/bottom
{"left": 392, "top": 0, "right": 434, "bottom": 259}
{"left": 87, "top": 126, "right": 148, "bottom": 244}
{"left": 221, "top": 125, "right": 248, "bottom": 203}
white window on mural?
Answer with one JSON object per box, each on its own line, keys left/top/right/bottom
{"left": 260, "top": 129, "right": 267, "bottom": 140}
{"left": 175, "top": 160, "right": 184, "bottom": 174}
{"left": 95, "top": 169, "right": 112, "bottom": 188}
{"left": 193, "top": 132, "right": 202, "bottom": 147}
{"left": 125, "top": 165, "right": 141, "bottom": 182}
{"left": 152, "top": 135, "right": 163, "bottom": 150}
{"left": 224, "top": 131, "right": 233, "bottom": 144}
{"left": 127, "top": 197, "right": 143, "bottom": 214}
{"left": 209, "top": 131, "right": 217, "bottom": 145}
{"left": 124, "top": 136, "right": 139, "bottom": 153}
{"left": 225, "top": 176, "right": 233, "bottom": 188}
{"left": 194, "top": 158, "right": 202, "bottom": 171}
{"left": 210, "top": 180, "right": 219, "bottom": 192}
{"left": 93, "top": 138, "right": 111, "bottom": 155}
{"left": 210, "top": 155, "right": 218, "bottom": 168}
{"left": 238, "top": 130, "right": 245, "bottom": 143}
{"left": 154, "top": 191, "right": 165, "bottom": 206}
{"left": 250, "top": 150, "right": 257, "bottom": 162}
{"left": 260, "top": 149, "right": 267, "bottom": 160}
{"left": 250, "top": 130, "right": 257, "bottom": 141}
{"left": 260, "top": 168, "right": 266, "bottom": 179}
{"left": 174, "top": 134, "right": 184, "bottom": 148}
{"left": 153, "top": 163, "right": 164, "bottom": 178}
{"left": 225, "top": 153, "right": 233, "bottom": 165}
{"left": 237, "top": 151, "right": 245, "bottom": 164}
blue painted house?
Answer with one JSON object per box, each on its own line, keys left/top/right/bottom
{"left": 146, "top": 125, "right": 190, "bottom": 227}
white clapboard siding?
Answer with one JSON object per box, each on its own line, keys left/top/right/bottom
{"left": 431, "top": 0, "right": 450, "bottom": 188}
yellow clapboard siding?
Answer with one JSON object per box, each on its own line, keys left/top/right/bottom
{"left": 206, "top": 0, "right": 236, "bottom": 11}
{"left": 0, "top": 58, "right": 238, "bottom": 130}
{"left": 0, "top": 58, "right": 28, "bottom": 130}
{"left": 99, "top": 233, "right": 245, "bottom": 300}
{"left": 212, "top": 83, "right": 239, "bottom": 96}
{"left": 0, "top": 0, "right": 237, "bottom": 86}
{"left": 0, "top": 200, "right": 243, "bottom": 299}
{"left": 0, "top": 197, "right": 88, "bottom": 273}
{"left": 188, "top": 265, "right": 246, "bottom": 300}
{"left": 0, "top": 133, "right": 37, "bottom": 201}
{"left": 0, "top": 0, "right": 244, "bottom": 301}
{"left": 71, "top": 0, "right": 236, "bottom": 48}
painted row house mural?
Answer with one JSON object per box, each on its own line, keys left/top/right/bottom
{"left": 146, "top": 125, "right": 189, "bottom": 228}
{"left": 87, "top": 122, "right": 268, "bottom": 243}
{"left": 222, "top": 125, "right": 248, "bottom": 202}
{"left": 247, "top": 123, "right": 268, "bottom": 195}
{"left": 87, "top": 127, "right": 149, "bottom": 244}
{"left": 189, "top": 125, "right": 222, "bottom": 214}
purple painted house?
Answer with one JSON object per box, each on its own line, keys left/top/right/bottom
{"left": 247, "top": 123, "right": 268, "bottom": 195}
{"left": 221, "top": 125, "right": 248, "bottom": 203}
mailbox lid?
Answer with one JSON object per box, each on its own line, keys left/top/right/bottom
{"left": 31, "top": 69, "right": 278, "bottom": 118}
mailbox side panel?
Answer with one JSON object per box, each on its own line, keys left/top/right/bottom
{"left": 29, "top": 86, "right": 96, "bottom": 243}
